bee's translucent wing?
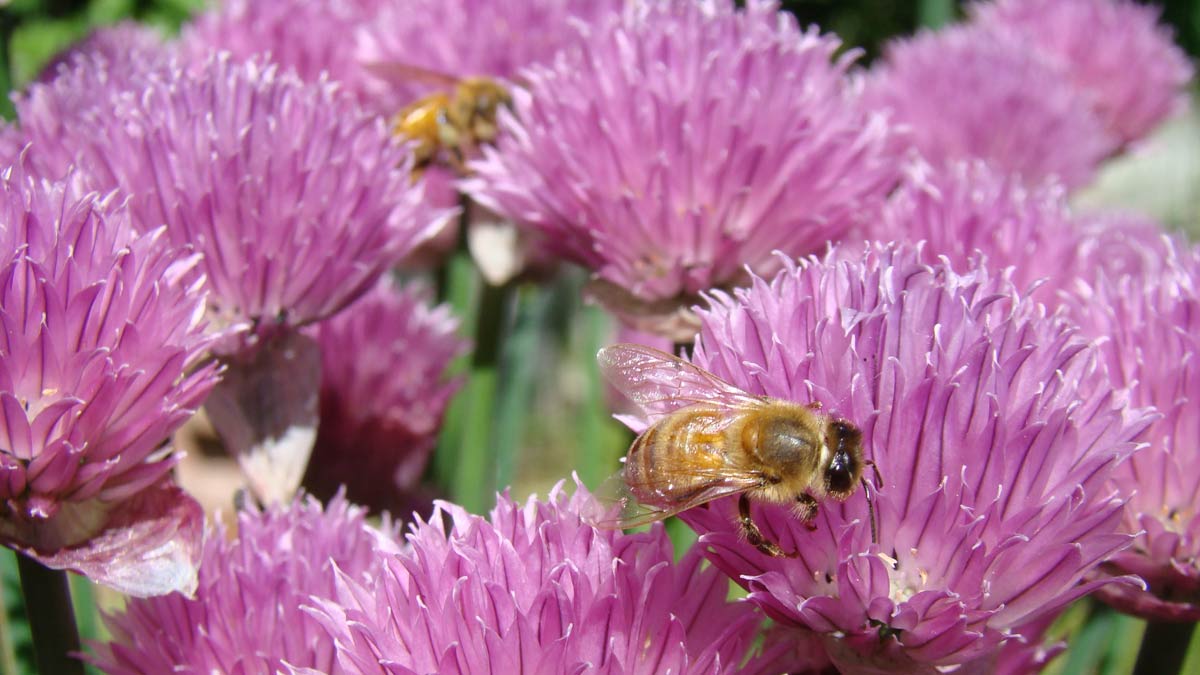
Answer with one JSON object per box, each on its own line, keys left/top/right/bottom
{"left": 587, "top": 465, "right": 761, "bottom": 529}
{"left": 363, "top": 61, "right": 461, "bottom": 88}
{"left": 597, "top": 343, "right": 764, "bottom": 420}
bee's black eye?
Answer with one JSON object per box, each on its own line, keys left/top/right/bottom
{"left": 825, "top": 450, "right": 856, "bottom": 495}
{"left": 824, "top": 419, "right": 863, "bottom": 497}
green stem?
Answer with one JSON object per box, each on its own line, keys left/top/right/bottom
{"left": 15, "top": 554, "right": 83, "bottom": 675}
{"left": 1132, "top": 620, "right": 1192, "bottom": 675}
{"left": 450, "top": 278, "right": 515, "bottom": 513}
{"left": 0, "top": 10, "right": 16, "bottom": 121}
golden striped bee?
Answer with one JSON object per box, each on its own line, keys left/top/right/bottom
{"left": 372, "top": 63, "right": 512, "bottom": 177}
{"left": 594, "top": 343, "right": 872, "bottom": 557}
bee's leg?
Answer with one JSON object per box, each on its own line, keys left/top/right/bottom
{"left": 794, "top": 494, "right": 819, "bottom": 531}
{"left": 738, "top": 494, "right": 795, "bottom": 558}
{"left": 866, "top": 459, "right": 885, "bottom": 489}
{"left": 805, "top": 400, "right": 823, "bottom": 411}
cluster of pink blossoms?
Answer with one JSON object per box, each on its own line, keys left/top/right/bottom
{"left": 0, "top": 0, "right": 1196, "bottom": 672}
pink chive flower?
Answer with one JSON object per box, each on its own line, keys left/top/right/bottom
{"left": 617, "top": 244, "right": 1153, "bottom": 671}
{"left": 970, "top": 0, "right": 1193, "bottom": 147}
{"left": 36, "top": 21, "right": 168, "bottom": 84}
{"left": 354, "top": 0, "right": 620, "bottom": 114}
{"left": 19, "top": 53, "right": 448, "bottom": 343}
{"left": 179, "top": 0, "right": 384, "bottom": 100}
{"left": 301, "top": 278, "right": 466, "bottom": 515}
{"left": 864, "top": 24, "right": 1115, "bottom": 189}
{"left": 87, "top": 492, "right": 400, "bottom": 674}
{"left": 1067, "top": 236, "right": 1200, "bottom": 620}
{"left": 465, "top": 0, "right": 896, "bottom": 338}
{"left": 0, "top": 161, "right": 217, "bottom": 596}
{"left": 872, "top": 159, "right": 1084, "bottom": 297}
{"left": 306, "top": 482, "right": 803, "bottom": 674}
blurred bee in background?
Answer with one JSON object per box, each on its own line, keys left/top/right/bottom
{"left": 593, "top": 343, "right": 876, "bottom": 557}
{"left": 370, "top": 63, "right": 513, "bottom": 177}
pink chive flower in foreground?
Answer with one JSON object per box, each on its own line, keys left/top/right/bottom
{"left": 354, "top": 0, "right": 620, "bottom": 114}
{"left": 0, "top": 162, "right": 217, "bottom": 596}
{"left": 970, "top": 0, "right": 1193, "bottom": 147}
{"left": 21, "top": 53, "right": 447, "bottom": 342}
{"left": 180, "top": 0, "right": 384, "bottom": 99}
{"left": 614, "top": 244, "right": 1153, "bottom": 672}
{"left": 301, "top": 278, "right": 466, "bottom": 516}
{"left": 465, "top": 0, "right": 896, "bottom": 340}
{"left": 864, "top": 24, "right": 1115, "bottom": 189}
{"left": 1068, "top": 236, "right": 1200, "bottom": 621}
{"left": 306, "top": 482, "right": 807, "bottom": 674}
{"left": 88, "top": 492, "right": 400, "bottom": 674}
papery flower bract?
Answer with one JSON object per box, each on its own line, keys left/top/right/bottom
{"left": 465, "top": 0, "right": 896, "bottom": 336}
{"left": 864, "top": 24, "right": 1115, "bottom": 189}
{"left": 20, "top": 53, "right": 448, "bottom": 344}
{"left": 354, "top": 0, "right": 620, "bottom": 114}
{"left": 88, "top": 492, "right": 400, "bottom": 674}
{"left": 1068, "top": 236, "right": 1200, "bottom": 620}
{"left": 0, "top": 162, "right": 217, "bottom": 595}
{"left": 180, "top": 0, "right": 384, "bottom": 100}
{"left": 307, "top": 482, "right": 800, "bottom": 674}
{"left": 635, "top": 244, "right": 1154, "bottom": 671}
{"left": 301, "top": 278, "right": 465, "bottom": 516}
{"left": 970, "top": 0, "right": 1193, "bottom": 146}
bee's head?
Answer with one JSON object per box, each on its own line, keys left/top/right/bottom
{"left": 822, "top": 418, "right": 864, "bottom": 498}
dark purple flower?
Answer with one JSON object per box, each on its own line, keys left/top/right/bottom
{"left": 302, "top": 278, "right": 465, "bottom": 515}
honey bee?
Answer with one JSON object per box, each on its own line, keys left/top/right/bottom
{"left": 371, "top": 63, "right": 512, "bottom": 176}
{"left": 593, "top": 343, "right": 873, "bottom": 557}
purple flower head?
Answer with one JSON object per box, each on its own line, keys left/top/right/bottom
{"left": 970, "top": 0, "right": 1193, "bottom": 146}
{"left": 354, "top": 0, "right": 620, "bottom": 114}
{"left": 14, "top": 30, "right": 171, "bottom": 182}
{"left": 864, "top": 24, "right": 1115, "bottom": 189}
{"left": 180, "top": 0, "right": 384, "bottom": 100}
{"left": 307, "top": 481, "right": 798, "bottom": 674}
{"left": 873, "top": 159, "right": 1084, "bottom": 299}
{"left": 613, "top": 244, "right": 1152, "bottom": 671}
{"left": 19, "top": 53, "right": 450, "bottom": 348}
{"left": 1068, "top": 236, "right": 1200, "bottom": 620}
{"left": 36, "top": 21, "right": 168, "bottom": 85}
{"left": 465, "top": 0, "right": 897, "bottom": 337}
{"left": 88, "top": 491, "right": 401, "bottom": 674}
{"left": 0, "top": 160, "right": 217, "bottom": 595}
{"left": 1068, "top": 210, "right": 1173, "bottom": 283}
{"left": 301, "top": 278, "right": 466, "bottom": 515}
